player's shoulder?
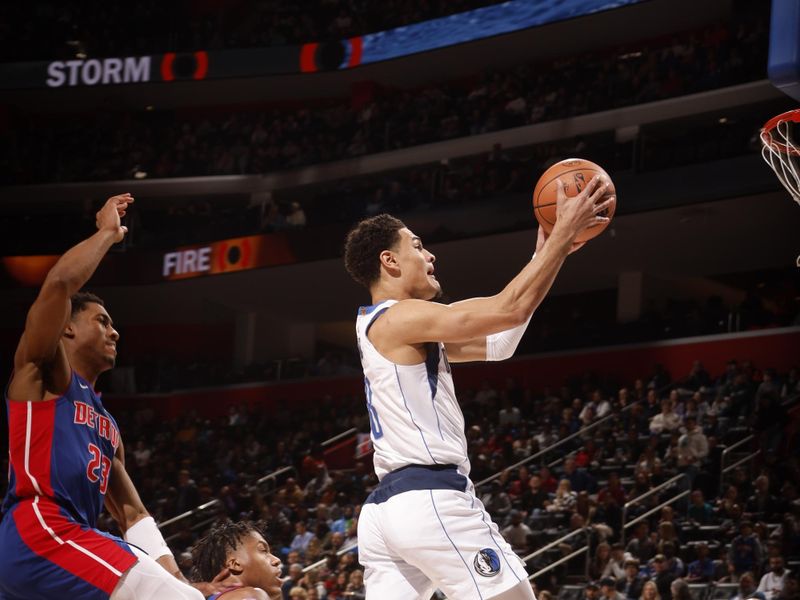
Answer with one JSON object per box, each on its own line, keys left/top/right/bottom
{"left": 366, "top": 298, "right": 444, "bottom": 328}
{"left": 211, "top": 586, "right": 269, "bottom": 600}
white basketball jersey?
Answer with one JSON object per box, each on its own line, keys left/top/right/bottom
{"left": 356, "top": 300, "right": 471, "bottom": 481}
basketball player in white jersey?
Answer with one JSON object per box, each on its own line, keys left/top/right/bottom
{"left": 343, "top": 177, "right": 612, "bottom": 599}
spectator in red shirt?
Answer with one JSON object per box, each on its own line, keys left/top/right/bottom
{"left": 598, "top": 471, "right": 627, "bottom": 506}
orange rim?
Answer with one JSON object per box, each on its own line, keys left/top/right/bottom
{"left": 761, "top": 108, "right": 800, "bottom": 156}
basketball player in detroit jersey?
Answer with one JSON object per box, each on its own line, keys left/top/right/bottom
{"left": 344, "top": 177, "right": 612, "bottom": 599}
{"left": 0, "top": 194, "right": 222, "bottom": 599}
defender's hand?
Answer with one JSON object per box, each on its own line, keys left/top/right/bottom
{"left": 191, "top": 568, "right": 242, "bottom": 596}
{"left": 96, "top": 193, "right": 134, "bottom": 242}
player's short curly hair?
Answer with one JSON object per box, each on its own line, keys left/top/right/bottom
{"left": 70, "top": 291, "right": 104, "bottom": 319}
{"left": 343, "top": 214, "right": 406, "bottom": 289}
{"left": 191, "top": 520, "right": 268, "bottom": 582}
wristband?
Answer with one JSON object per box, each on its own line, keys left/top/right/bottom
{"left": 124, "top": 516, "right": 173, "bottom": 559}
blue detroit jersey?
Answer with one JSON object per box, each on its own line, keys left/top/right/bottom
{"left": 2, "top": 372, "right": 122, "bottom": 527}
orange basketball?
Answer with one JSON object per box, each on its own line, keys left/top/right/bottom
{"left": 532, "top": 158, "right": 617, "bottom": 243}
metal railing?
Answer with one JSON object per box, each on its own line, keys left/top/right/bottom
{"left": 159, "top": 499, "right": 223, "bottom": 530}
{"left": 520, "top": 527, "right": 588, "bottom": 564}
{"left": 302, "top": 542, "right": 359, "bottom": 574}
{"left": 475, "top": 409, "right": 623, "bottom": 489}
{"left": 321, "top": 427, "right": 358, "bottom": 448}
{"left": 720, "top": 449, "right": 761, "bottom": 492}
{"left": 158, "top": 464, "right": 296, "bottom": 530}
{"left": 475, "top": 380, "right": 678, "bottom": 490}
{"left": 521, "top": 527, "right": 591, "bottom": 582}
{"left": 528, "top": 545, "right": 590, "bottom": 582}
{"left": 165, "top": 514, "right": 219, "bottom": 544}
{"left": 719, "top": 434, "right": 754, "bottom": 493}
{"left": 620, "top": 473, "right": 687, "bottom": 545}
{"left": 156, "top": 424, "right": 363, "bottom": 532}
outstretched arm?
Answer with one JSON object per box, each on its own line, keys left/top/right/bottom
{"left": 10, "top": 194, "right": 133, "bottom": 399}
{"left": 104, "top": 439, "right": 182, "bottom": 577}
{"left": 374, "top": 178, "right": 612, "bottom": 350}
{"left": 105, "top": 441, "right": 234, "bottom": 596}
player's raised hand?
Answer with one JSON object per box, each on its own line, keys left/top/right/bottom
{"left": 95, "top": 193, "right": 134, "bottom": 242}
{"left": 553, "top": 177, "right": 613, "bottom": 242}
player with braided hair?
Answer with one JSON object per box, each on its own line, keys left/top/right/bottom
{"left": 191, "top": 521, "right": 283, "bottom": 600}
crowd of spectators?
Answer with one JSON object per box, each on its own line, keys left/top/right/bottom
{"left": 2, "top": 354, "right": 796, "bottom": 599}
{"left": 0, "top": 11, "right": 769, "bottom": 187}
{"left": 0, "top": 0, "right": 506, "bottom": 63}
{"left": 125, "top": 358, "right": 800, "bottom": 599}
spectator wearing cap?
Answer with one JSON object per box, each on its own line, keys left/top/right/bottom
{"left": 585, "top": 581, "right": 601, "bottom": 600}
{"left": 686, "top": 542, "right": 715, "bottom": 583}
{"left": 729, "top": 521, "right": 763, "bottom": 576}
{"left": 619, "top": 559, "right": 646, "bottom": 600}
{"left": 601, "top": 578, "right": 626, "bottom": 600}
{"left": 652, "top": 554, "right": 677, "bottom": 600}
{"left": 758, "top": 557, "right": 791, "bottom": 600}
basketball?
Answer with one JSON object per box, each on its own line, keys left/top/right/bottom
{"left": 532, "top": 158, "right": 617, "bottom": 243}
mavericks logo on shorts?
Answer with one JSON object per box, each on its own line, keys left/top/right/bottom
{"left": 473, "top": 548, "right": 501, "bottom": 577}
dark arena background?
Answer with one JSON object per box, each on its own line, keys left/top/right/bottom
{"left": 1, "top": 0, "right": 799, "bottom": 598}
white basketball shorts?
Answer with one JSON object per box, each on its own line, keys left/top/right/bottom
{"left": 358, "top": 465, "right": 529, "bottom": 600}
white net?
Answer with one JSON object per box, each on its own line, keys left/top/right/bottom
{"left": 761, "top": 118, "right": 800, "bottom": 207}
{"left": 760, "top": 113, "right": 800, "bottom": 266}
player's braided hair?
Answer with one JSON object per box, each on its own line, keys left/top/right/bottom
{"left": 70, "top": 291, "right": 104, "bottom": 318}
{"left": 343, "top": 213, "right": 406, "bottom": 289}
{"left": 191, "top": 520, "right": 267, "bottom": 582}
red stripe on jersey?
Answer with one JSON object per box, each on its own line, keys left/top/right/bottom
{"left": 13, "top": 497, "right": 137, "bottom": 594}
{"left": 8, "top": 400, "right": 55, "bottom": 497}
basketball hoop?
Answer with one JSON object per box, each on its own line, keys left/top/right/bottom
{"left": 759, "top": 109, "right": 800, "bottom": 267}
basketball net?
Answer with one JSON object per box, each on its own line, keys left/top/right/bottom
{"left": 760, "top": 109, "right": 800, "bottom": 267}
